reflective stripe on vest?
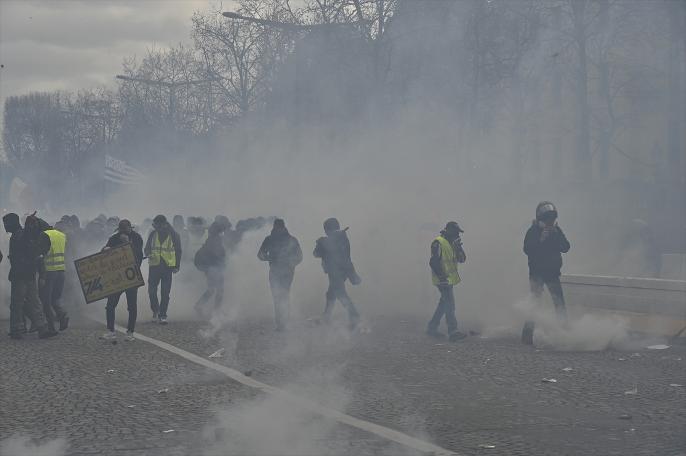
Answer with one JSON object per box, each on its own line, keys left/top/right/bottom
{"left": 149, "top": 232, "right": 177, "bottom": 267}
{"left": 431, "top": 236, "right": 461, "bottom": 286}
{"left": 44, "top": 229, "right": 67, "bottom": 271}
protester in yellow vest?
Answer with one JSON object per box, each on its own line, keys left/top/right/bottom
{"left": 39, "top": 219, "right": 69, "bottom": 332}
{"left": 427, "top": 221, "right": 467, "bottom": 341}
{"left": 144, "top": 215, "right": 182, "bottom": 325}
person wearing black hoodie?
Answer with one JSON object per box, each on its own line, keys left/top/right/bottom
{"left": 194, "top": 221, "right": 227, "bottom": 316}
{"left": 313, "top": 218, "right": 361, "bottom": 330}
{"left": 521, "top": 201, "right": 571, "bottom": 345}
{"left": 3, "top": 213, "right": 56, "bottom": 339}
{"left": 258, "top": 218, "right": 303, "bottom": 331}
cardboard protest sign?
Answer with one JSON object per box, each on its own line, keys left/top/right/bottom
{"left": 74, "top": 243, "right": 144, "bottom": 303}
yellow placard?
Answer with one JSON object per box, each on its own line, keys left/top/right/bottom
{"left": 74, "top": 243, "right": 144, "bottom": 303}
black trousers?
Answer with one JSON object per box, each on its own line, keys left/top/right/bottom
{"left": 269, "top": 267, "right": 295, "bottom": 329}
{"left": 39, "top": 271, "right": 67, "bottom": 331}
{"left": 195, "top": 266, "right": 225, "bottom": 311}
{"left": 148, "top": 266, "right": 173, "bottom": 318}
{"left": 523, "top": 274, "right": 567, "bottom": 336}
{"left": 323, "top": 274, "right": 359, "bottom": 326}
{"left": 106, "top": 288, "right": 138, "bottom": 332}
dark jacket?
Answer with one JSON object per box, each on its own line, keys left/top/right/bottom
{"left": 523, "top": 221, "right": 571, "bottom": 278}
{"left": 258, "top": 229, "right": 302, "bottom": 270}
{"left": 194, "top": 233, "right": 226, "bottom": 271}
{"left": 144, "top": 226, "right": 183, "bottom": 268}
{"left": 105, "top": 231, "right": 145, "bottom": 267}
{"left": 313, "top": 229, "right": 359, "bottom": 282}
{"left": 8, "top": 228, "right": 51, "bottom": 282}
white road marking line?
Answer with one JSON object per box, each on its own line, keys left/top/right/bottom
{"left": 112, "top": 323, "right": 458, "bottom": 455}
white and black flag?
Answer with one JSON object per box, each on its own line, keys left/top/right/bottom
{"left": 104, "top": 155, "right": 146, "bottom": 186}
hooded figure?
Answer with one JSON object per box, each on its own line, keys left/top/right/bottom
{"left": 313, "top": 218, "right": 361, "bottom": 329}
{"left": 521, "top": 201, "right": 571, "bottom": 345}
{"left": 258, "top": 218, "right": 303, "bottom": 330}
{"left": 3, "top": 213, "right": 56, "bottom": 339}
{"left": 194, "top": 221, "right": 227, "bottom": 315}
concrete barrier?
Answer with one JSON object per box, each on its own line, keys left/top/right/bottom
{"left": 561, "top": 274, "right": 686, "bottom": 336}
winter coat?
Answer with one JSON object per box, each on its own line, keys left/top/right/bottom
{"left": 258, "top": 229, "right": 302, "bottom": 271}
{"left": 105, "top": 231, "right": 145, "bottom": 267}
{"left": 523, "top": 221, "right": 571, "bottom": 279}
{"left": 8, "top": 228, "right": 50, "bottom": 282}
{"left": 313, "top": 229, "right": 360, "bottom": 283}
{"left": 194, "top": 233, "right": 226, "bottom": 272}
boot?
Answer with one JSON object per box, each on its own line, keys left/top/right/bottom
{"left": 59, "top": 315, "right": 70, "bottom": 331}
{"left": 448, "top": 331, "right": 467, "bottom": 342}
{"left": 521, "top": 321, "right": 534, "bottom": 345}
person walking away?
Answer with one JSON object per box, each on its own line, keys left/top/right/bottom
{"left": 100, "top": 220, "right": 144, "bottom": 341}
{"left": 427, "top": 221, "right": 467, "bottom": 342}
{"left": 3, "top": 213, "right": 57, "bottom": 339}
{"left": 521, "top": 201, "right": 571, "bottom": 345}
{"left": 193, "top": 221, "right": 226, "bottom": 317}
{"left": 258, "top": 218, "right": 302, "bottom": 331}
{"left": 39, "top": 219, "right": 69, "bottom": 332}
{"left": 313, "top": 218, "right": 361, "bottom": 330}
{"left": 144, "top": 215, "right": 182, "bottom": 324}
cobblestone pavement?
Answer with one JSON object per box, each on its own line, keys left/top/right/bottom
{"left": 2, "top": 310, "right": 686, "bottom": 456}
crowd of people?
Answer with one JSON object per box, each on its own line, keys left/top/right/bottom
{"left": 2, "top": 201, "right": 571, "bottom": 345}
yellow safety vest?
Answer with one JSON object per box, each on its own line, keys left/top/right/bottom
{"left": 431, "top": 236, "right": 461, "bottom": 286}
{"left": 44, "top": 229, "right": 66, "bottom": 272}
{"left": 149, "top": 232, "right": 177, "bottom": 267}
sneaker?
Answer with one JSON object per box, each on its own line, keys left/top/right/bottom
{"left": 125, "top": 331, "right": 135, "bottom": 341}
{"left": 100, "top": 331, "right": 117, "bottom": 340}
{"left": 159, "top": 317, "right": 168, "bottom": 325}
{"left": 59, "top": 316, "right": 69, "bottom": 331}
{"left": 448, "top": 331, "right": 468, "bottom": 342}
{"left": 426, "top": 329, "right": 446, "bottom": 340}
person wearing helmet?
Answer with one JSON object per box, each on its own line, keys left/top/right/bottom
{"left": 521, "top": 201, "right": 571, "bottom": 345}
{"left": 144, "top": 215, "right": 182, "bottom": 324}
{"left": 313, "top": 217, "right": 361, "bottom": 330}
{"left": 427, "top": 221, "right": 467, "bottom": 341}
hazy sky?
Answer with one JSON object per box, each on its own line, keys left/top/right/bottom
{"left": 0, "top": 0, "right": 227, "bottom": 114}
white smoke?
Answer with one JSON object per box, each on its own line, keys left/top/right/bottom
{"left": 0, "top": 435, "right": 68, "bottom": 456}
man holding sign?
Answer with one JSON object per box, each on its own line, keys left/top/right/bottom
{"left": 98, "top": 220, "right": 144, "bottom": 341}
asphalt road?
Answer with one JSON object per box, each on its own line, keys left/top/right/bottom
{"left": 1, "top": 311, "right": 685, "bottom": 456}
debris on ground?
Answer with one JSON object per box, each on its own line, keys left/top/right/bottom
{"left": 478, "top": 444, "right": 496, "bottom": 449}
{"left": 618, "top": 358, "right": 627, "bottom": 361}
{"left": 208, "top": 348, "right": 225, "bottom": 358}
{"left": 630, "top": 353, "right": 641, "bottom": 358}
{"left": 244, "top": 370, "right": 253, "bottom": 377}
{"left": 542, "top": 378, "right": 558, "bottom": 383}
{"left": 669, "top": 383, "right": 683, "bottom": 387}
{"left": 157, "top": 388, "right": 169, "bottom": 394}
{"left": 618, "top": 414, "right": 632, "bottom": 420}
{"left": 624, "top": 387, "right": 638, "bottom": 395}
{"left": 562, "top": 367, "right": 573, "bottom": 372}
{"left": 127, "top": 405, "right": 136, "bottom": 408}
{"left": 646, "top": 344, "right": 670, "bottom": 350}
{"left": 162, "top": 429, "right": 175, "bottom": 433}
{"left": 107, "top": 369, "right": 115, "bottom": 373}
